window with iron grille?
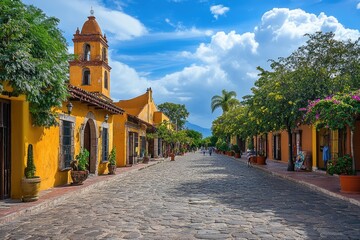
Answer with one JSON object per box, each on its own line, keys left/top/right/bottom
{"left": 102, "top": 128, "right": 109, "bottom": 162}
{"left": 61, "top": 120, "right": 74, "bottom": 169}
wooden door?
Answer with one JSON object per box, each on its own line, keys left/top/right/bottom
{"left": 0, "top": 100, "right": 11, "bottom": 199}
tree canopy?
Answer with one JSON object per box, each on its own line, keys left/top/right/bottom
{"left": 157, "top": 102, "right": 189, "bottom": 130}
{"left": 0, "top": 0, "right": 69, "bottom": 127}
{"left": 211, "top": 89, "right": 240, "bottom": 113}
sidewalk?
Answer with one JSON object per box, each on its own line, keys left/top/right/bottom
{"left": 233, "top": 155, "right": 360, "bottom": 207}
{"left": 0, "top": 159, "right": 166, "bottom": 224}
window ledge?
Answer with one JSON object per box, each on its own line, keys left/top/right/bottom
{"left": 60, "top": 167, "right": 72, "bottom": 172}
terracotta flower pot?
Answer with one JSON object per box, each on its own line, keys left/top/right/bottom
{"left": 339, "top": 175, "right": 360, "bottom": 193}
{"left": 256, "top": 156, "right": 266, "bottom": 165}
{"left": 71, "top": 170, "right": 89, "bottom": 185}
{"left": 143, "top": 156, "right": 150, "bottom": 164}
{"left": 235, "top": 153, "right": 241, "bottom": 158}
{"left": 108, "top": 164, "right": 116, "bottom": 175}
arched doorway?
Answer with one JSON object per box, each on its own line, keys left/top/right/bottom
{"left": 83, "top": 118, "right": 97, "bottom": 174}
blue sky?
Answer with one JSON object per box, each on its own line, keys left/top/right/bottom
{"left": 22, "top": 0, "right": 360, "bottom": 129}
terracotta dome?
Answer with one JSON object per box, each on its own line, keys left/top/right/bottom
{"left": 81, "top": 16, "right": 102, "bottom": 35}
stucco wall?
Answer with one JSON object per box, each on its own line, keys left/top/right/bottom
{"left": 9, "top": 98, "right": 114, "bottom": 199}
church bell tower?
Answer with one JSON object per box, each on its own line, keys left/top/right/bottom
{"left": 69, "top": 10, "right": 111, "bottom": 99}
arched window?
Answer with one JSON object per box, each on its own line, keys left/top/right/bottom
{"left": 82, "top": 68, "right": 90, "bottom": 85}
{"left": 104, "top": 71, "right": 108, "bottom": 89}
{"left": 84, "top": 44, "right": 91, "bottom": 61}
{"left": 102, "top": 48, "right": 107, "bottom": 61}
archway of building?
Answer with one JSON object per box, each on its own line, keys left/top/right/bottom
{"left": 83, "top": 117, "right": 97, "bottom": 174}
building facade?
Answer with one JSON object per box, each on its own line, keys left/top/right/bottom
{"left": 0, "top": 14, "right": 125, "bottom": 200}
{"left": 114, "top": 88, "right": 169, "bottom": 166}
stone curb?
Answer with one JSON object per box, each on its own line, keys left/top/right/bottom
{"left": 0, "top": 159, "right": 166, "bottom": 224}
{"left": 228, "top": 155, "right": 360, "bottom": 207}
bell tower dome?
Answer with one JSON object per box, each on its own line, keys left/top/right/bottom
{"left": 69, "top": 10, "right": 112, "bottom": 99}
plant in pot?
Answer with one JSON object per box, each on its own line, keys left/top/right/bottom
{"left": 180, "top": 147, "right": 186, "bottom": 155}
{"left": 143, "top": 150, "right": 150, "bottom": 164}
{"left": 257, "top": 149, "right": 266, "bottom": 165}
{"left": 70, "top": 148, "right": 89, "bottom": 185}
{"left": 170, "top": 148, "right": 175, "bottom": 161}
{"left": 108, "top": 147, "right": 116, "bottom": 174}
{"left": 21, "top": 144, "right": 41, "bottom": 202}
{"left": 231, "top": 144, "right": 241, "bottom": 158}
{"left": 327, "top": 154, "right": 360, "bottom": 193}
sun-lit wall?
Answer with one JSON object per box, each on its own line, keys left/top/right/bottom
{"left": 8, "top": 97, "right": 113, "bottom": 199}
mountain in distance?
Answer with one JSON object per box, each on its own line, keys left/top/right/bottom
{"left": 185, "top": 122, "right": 212, "bottom": 138}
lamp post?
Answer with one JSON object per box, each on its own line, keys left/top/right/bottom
{"left": 66, "top": 102, "right": 73, "bottom": 115}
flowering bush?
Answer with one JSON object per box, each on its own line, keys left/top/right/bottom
{"left": 302, "top": 90, "right": 360, "bottom": 130}
{"left": 302, "top": 90, "right": 360, "bottom": 175}
{"left": 327, "top": 154, "right": 354, "bottom": 175}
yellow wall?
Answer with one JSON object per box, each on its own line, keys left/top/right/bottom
{"left": 153, "top": 111, "right": 169, "bottom": 124}
{"left": 230, "top": 135, "right": 237, "bottom": 145}
{"left": 113, "top": 114, "right": 127, "bottom": 166}
{"left": 8, "top": 97, "right": 114, "bottom": 199}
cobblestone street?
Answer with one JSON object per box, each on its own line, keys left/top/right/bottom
{"left": 1, "top": 152, "right": 359, "bottom": 239}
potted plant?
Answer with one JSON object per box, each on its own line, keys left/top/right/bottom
{"left": 70, "top": 148, "right": 89, "bottom": 185}
{"left": 143, "top": 150, "right": 150, "bottom": 164}
{"left": 327, "top": 154, "right": 360, "bottom": 193}
{"left": 21, "top": 144, "right": 41, "bottom": 202}
{"left": 170, "top": 149, "right": 175, "bottom": 161}
{"left": 108, "top": 147, "right": 116, "bottom": 174}
{"left": 257, "top": 149, "right": 266, "bottom": 165}
{"left": 180, "top": 147, "right": 186, "bottom": 155}
{"left": 231, "top": 144, "right": 241, "bottom": 158}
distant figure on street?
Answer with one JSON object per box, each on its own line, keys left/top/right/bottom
{"left": 202, "top": 147, "right": 206, "bottom": 156}
{"left": 246, "top": 149, "right": 256, "bottom": 167}
{"left": 209, "top": 147, "right": 213, "bottom": 156}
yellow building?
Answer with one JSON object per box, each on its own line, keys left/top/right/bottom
{"left": 0, "top": 13, "right": 124, "bottom": 200}
{"left": 114, "top": 88, "right": 169, "bottom": 166}
{"left": 258, "top": 123, "right": 360, "bottom": 172}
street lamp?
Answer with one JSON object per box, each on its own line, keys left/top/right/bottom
{"left": 66, "top": 102, "right": 73, "bottom": 115}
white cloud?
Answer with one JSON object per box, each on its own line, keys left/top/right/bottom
{"left": 210, "top": 4, "right": 230, "bottom": 19}
{"left": 257, "top": 8, "right": 360, "bottom": 43}
{"left": 23, "top": 0, "right": 147, "bottom": 41}
{"left": 357, "top": 2, "right": 360, "bottom": 9}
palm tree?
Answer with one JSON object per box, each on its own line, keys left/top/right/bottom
{"left": 211, "top": 89, "right": 239, "bottom": 113}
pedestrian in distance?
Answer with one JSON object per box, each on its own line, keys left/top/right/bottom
{"left": 209, "top": 147, "right": 213, "bottom": 156}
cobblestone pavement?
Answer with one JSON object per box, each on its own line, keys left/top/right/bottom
{"left": 1, "top": 153, "right": 360, "bottom": 240}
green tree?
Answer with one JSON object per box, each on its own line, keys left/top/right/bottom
{"left": 211, "top": 89, "right": 240, "bottom": 113}
{"left": 157, "top": 102, "right": 189, "bottom": 130}
{"left": 0, "top": 0, "right": 69, "bottom": 127}
{"left": 184, "top": 129, "right": 202, "bottom": 148}
{"left": 251, "top": 32, "right": 360, "bottom": 171}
